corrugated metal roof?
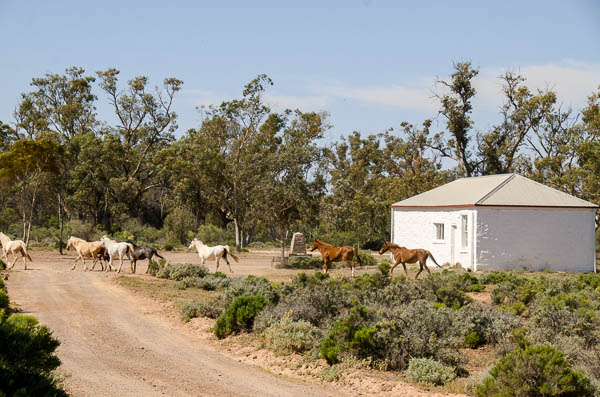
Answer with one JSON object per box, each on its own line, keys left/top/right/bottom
{"left": 392, "top": 173, "right": 599, "bottom": 208}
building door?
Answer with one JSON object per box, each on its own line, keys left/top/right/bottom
{"left": 450, "top": 224, "right": 457, "bottom": 265}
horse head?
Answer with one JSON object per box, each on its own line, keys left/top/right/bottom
{"left": 379, "top": 241, "right": 391, "bottom": 255}
{"left": 309, "top": 240, "right": 320, "bottom": 251}
{"left": 66, "top": 237, "right": 75, "bottom": 250}
{"left": 188, "top": 239, "right": 197, "bottom": 250}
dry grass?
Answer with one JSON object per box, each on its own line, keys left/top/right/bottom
{"left": 115, "top": 275, "right": 220, "bottom": 311}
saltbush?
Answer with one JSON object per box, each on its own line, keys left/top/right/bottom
{"left": 287, "top": 256, "right": 324, "bottom": 269}
{"left": 476, "top": 344, "right": 594, "bottom": 397}
{"left": 405, "top": 357, "right": 456, "bottom": 386}
{"left": 161, "top": 263, "right": 209, "bottom": 281}
{"left": 455, "top": 303, "right": 522, "bottom": 347}
{"left": 373, "top": 300, "right": 461, "bottom": 370}
{"left": 263, "top": 312, "right": 321, "bottom": 354}
{"left": 182, "top": 300, "right": 222, "bottom": 319}
{"left": 214, "top": 295, "right": 268, "bottom": 339}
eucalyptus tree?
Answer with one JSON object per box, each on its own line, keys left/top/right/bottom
{"left": 0, "top": 139, "right": 63, "bottom": 245}
{"left": 256, "top": 110, "right": 328, "bottom": 258}
{"left": 96, "top": 69, "right": 182, "bottom": 223}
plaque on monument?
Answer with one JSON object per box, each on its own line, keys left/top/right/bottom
{"left": 289, "top": 232, "right": 307, "bottom": 256}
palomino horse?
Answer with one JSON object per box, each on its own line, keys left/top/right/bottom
{"left": 66, "top": 236, "right": 107, "bottom": 271}
{"left": 309, "top": 239, "right": 362, "bottom": 278}
{"left": 379, "top": 241, "right": 441, "bottom": 279}
{"left": 99, "top": 236, "right": 135, "bottom": 274}
{"left": 130, "top": 243, "right": 165, "bottom": 274}
{"left": 188, "top": 239, "right": 238, "bottom": 273}
{"left": 0, "top": 232, "right": 32, "bottom": 270}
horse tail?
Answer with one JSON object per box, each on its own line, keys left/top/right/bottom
{"left": 154, "top": 250, "right": 165, "bottom": 260}
{"left": 353, "top": 247, "right": 363, "bottom": 266}
{"left": 427, "top": 251, "right": 442, "bottom": 268}
{"left": 224, "top": 247, "right": 239, "bottom": 262}
{"left": 126, "top": 243, "right": 135, "bottom": 258}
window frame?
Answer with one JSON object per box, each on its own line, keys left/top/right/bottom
{"left": 461, "top": 215, "right": 468, "bottom": 249}
{"left": 434, "top": 222, "right": 445, "bottom": 242}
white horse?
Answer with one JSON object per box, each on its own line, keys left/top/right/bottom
{"left": 0, "top": 232, "right": 32, "bottom": 270}
{"left": 99, "top": 235, "right": 135, "bottom": 274}
{"left": 188, "top": 238, "right": 238, "bottom": 273}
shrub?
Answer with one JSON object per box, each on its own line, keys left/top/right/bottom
{"left": 373, "top": 300, "right": 461, "bottom": 370}
{"left": 161, "top": 263, "right": 209, "bottom": 281}
{"left": 466, "top": 283, "right": 486, "bottom": 293}
{"left": 221, "top": 276, "right": 279, "bottom": 306}
{"left": 455, "top": 303, "right": 522, "bottom": 347}
{"left": 287, "top": 256, "right": 324, "bottom": 269}
{"left": 263, "top": 312, "right": 321, "bottom": 354}
{"left": 320, "top": 303, "right": 377, "bottom": 365}
{"left": 0, "top": 289, "right": 8, "bottom": 311}
{"left": 163, "top": 243, "right": 174, "bottom": 251}
{"left": 214, "top": 295, "right": 268, "bottom": 339}
{"left": 464, "top": 331, "right": 485, "bottom": 349}
{"left": 405, "top": 358, "right": 456, "bottom": 386}
{"left": 146, "top": 258, "right": 165, "bottom": 277}
{"left": 196, "top": 275, "right": 231, "bottom": 291}
{"left": 475, "top": 344, "right": 594, "bottom": 397}
{"left": 356, "top": 251, "right": 376, "bottom": 267}
{"left": 182, "top": 300, "right": 222, "bottom": 319}
{"left": 196, "top": 224, "right": 235, "bottom": 246}
{"left": 0, "top": 311, "right": 67, "bottom": 396}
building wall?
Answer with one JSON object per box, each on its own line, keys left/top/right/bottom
{"left": 476, "top": 207, "right": 596, "bottom": 272}
{"left": 391, "top": 208, "right": 477, "bottom": 269}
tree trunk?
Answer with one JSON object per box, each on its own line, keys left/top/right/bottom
{"left": 234, "top": 218, "right": 240, "bottom": 249}
{"left": 58, "top": 193, "right": 64, "bottom": 255}
{"left": 25, "top": 191, "right": 36, "bottom": 247}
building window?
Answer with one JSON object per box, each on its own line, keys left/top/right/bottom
{"left": 461, "top": 215, "right": 468, "bottom": 248}
{"left": 434, "top": 223, "right": 445, "bottom": 240}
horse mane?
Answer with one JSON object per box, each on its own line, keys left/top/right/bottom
{"left": 386, "top": 242, "right": 402, "bottom": 249}
{"left": 315, "top": 239, "right": 333, "bottom": 248}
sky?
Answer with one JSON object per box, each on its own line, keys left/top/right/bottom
{"left": 1, "top": 0, "right": 599, "bottom": 142}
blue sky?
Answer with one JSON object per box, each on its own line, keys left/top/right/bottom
{"left": 1, "top": 0, "right": 599, "bottom": 142}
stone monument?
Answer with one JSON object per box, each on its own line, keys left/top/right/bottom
{"left": 289, "top": 232, "right": 307, "bottom": 256}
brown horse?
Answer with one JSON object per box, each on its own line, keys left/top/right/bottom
{"left": 379, "top": 241, "right": 441, "bottom": 279}
{"left": 309, "top": 239, "right": 363, "bottom": 278}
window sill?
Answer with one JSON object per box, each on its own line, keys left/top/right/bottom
{"left": 433, "top": 240, "right": 446, "bottom": 244}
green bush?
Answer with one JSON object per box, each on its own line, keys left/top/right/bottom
{"left": 221, "top": 276, "right": 279, "bottom": 307}
{"left": 405, "top": 357, "right": 456, "bottom": 386}
{"left": 196, "top": 224, "right": 235, "bottom": 246}
{"left": 0, "top": 289, "right": 9, "bottom": 311}
{"left": 0, "top": 311, "right": 67, "bottom": 396}
{"left": 287, "top": 256, "right": 324, "bottom": 269}
{"left": 146, "top": 258, "right": 165, "bottom": 277}
{"left": 464, "top": 331, "right": 485, "bottom": 349}
{"left": 466, "top": 283, "right": 486, "bottom": 293}
{"left": 214, "top": 295, "right": 268, "bottom": 339}
{"left": 263, "top": 312, "right": 321, "bottom": 354}
{"left": 357, "top": 251, "right": 376, "bottom": 267}
{"left": 476, "top": 344, "right": 594, "bottom": 396}
{"left": 320, "top": 303, "right": 377, "bottom": 365}
{"left": 161, "top": 263, "right": 209, "bottom": 281}
{"left": 455, "top": 303, "right": 522, "bottom": 347}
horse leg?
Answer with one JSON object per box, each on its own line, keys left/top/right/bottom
{"left": 421, "top": 260, "right": 431, "bottom": 275}
{"left": 224, "top": 255, "right": 233, "bottom": 274}
{"left": 117, "top": 255, "right": 123, "bottom": 273}
{"left": 346, "top": 260, "right": 355, "bottom": 278}
{"left": 322, "top": 256, "right": 330, "bottom": 274}
{"left": 71, "top": 255, "right": 81, "bottom": 270}
{"left": 10, "top": 254, "right": 18, "bottom": 269}
{"left": 401, "top": 263, "right": 409, "bottom": 279}
{"left": 22, "top": 253, "right": 27, "bottom": 270}
{"left": 415, "top": 264, "right": 424, "bottom": 279}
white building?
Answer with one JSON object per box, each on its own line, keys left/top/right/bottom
{"left": 390, "top": 174, "right": 598, "bottom": 272}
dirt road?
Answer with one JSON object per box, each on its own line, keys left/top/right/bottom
{"left": 5, "top": 252, "right": 341, "bottom": 397}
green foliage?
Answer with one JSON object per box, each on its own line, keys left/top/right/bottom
{"left": 0, "top": 290, "right": 8, "bottom": 311}
{"left": 287, "top": 256, "right": 324, "bottom": 269}
{"left": 196, "top": 224, "right": 235, "bottom": 246}
{"left": 160, "top": 263, "right": 209, "bottom": 281}
{"left": 263, "top": 312, "right": 321, "bottom": 354}
{"left": 320, "top": 303, "right": 377, "bottom": 365}
{"left": 464, "top": 331, "right": 485, "bottom": 349}
{"left": 177, "top": 275, "right": 231, "bottom": 291}
{"left": 357, "top": 251, "right": 376, "bottom": 267}
{"left": 0, "top": 311, "right": 66, "bottom": 396}
{"left": 476, "top": 344, "right": 594, "bottom": 397}
{"left": 405, "top": 358, "right": 456, "bottom": 386}
{"left": 146, "top": 258, "right": 165, "bottom": 277}
{"left": 214, "top": 295, "right": 268, "bottom": 339}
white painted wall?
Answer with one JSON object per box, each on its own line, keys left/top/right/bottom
{"left": 476, "top": 207, "right": 596, "bottom": 272}
{"left": 392, "top": 208, "right": 476, "bottom": 269}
